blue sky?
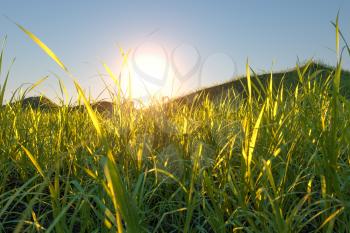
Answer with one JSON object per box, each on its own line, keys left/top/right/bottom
{"left": 1, "top": 1, "right": 350, "bottom": 101}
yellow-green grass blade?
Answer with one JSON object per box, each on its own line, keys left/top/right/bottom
{"left": 119, "top": 47, "right": 132, "bottom": 99}
{"left": 332, "top": 20, "right": 350, "bottom": 57}
{"left": 0, "top": 38, "right": 14, "bottom": 105}
{"left": 0, "top": 36, "right": 6, "bottom": 78}
{"left": 21, "top": 145, "right": 45, "bottom": 178}
{"left": 333, "top": 59, "right": 342, "bottom": 94}
{"left": 52, "top": 73, "right": 69, "bottom": 105}
{"left": 0, "top": 59, "right": 14, "bottom": 106}
{"left": 118, "top": 46, "right": 131, "bottom": 67}
{"left": 103, "top": 62, "right": 123, "bottom": 100}
{"left": 23, "top": 76, "right": 48, "bottom": 97}
{"left": 15, "top": 22, "right": 68, "bottom": 72}
{"left": 74, "top": 81, "right": 102, "bottom": 138}
{"left": 104, "top": 151, "right": 143, "bottom": 233}
{"left": 21, "top": 145, "right": 57, "bottom": 204}
{"left": 245, "top": 103, "right": 266, "bottom": 183}
{"left": 296, "top": 62, "right": 303, "bottom": 83}
{"left": 148, "top": 168, "right": 188, "bottom": 193}
{"left": 316, "top": 207, "right": 344, "bottom": 232}
{"left": 263, "top": 159, "right": 277, "bottom": 195}
{"left": 246, "top": 59, "right": 252, "bottom": 104}
{"left": 248, "top": 103, "right": 266, "bottom": 163}
{"left": 103, "top": 62, "right": 119, "bottom": 84}
{"left": 335, "top": 12, "right": 340, "bottom": 60}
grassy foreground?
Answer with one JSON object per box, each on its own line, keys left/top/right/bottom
{"left": 1, "top": 21, "right": 350, "bottom": 233}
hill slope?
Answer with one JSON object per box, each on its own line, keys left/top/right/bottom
{"left": 169, "top": 62, "right": 350, "bottom": 105}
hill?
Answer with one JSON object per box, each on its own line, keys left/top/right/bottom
{"left": 168, "top": 62, "right": 350, "bottom": 105}
{"left": 20, "top": 96, "right": 58, "bottom": 109}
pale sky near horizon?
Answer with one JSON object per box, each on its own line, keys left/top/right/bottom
{"left": 1, "top": 1, "right": 350, "bottom": 102}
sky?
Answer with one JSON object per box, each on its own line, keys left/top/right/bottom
{"left": 0, "top": 0, "right": 350, "bottom": 102}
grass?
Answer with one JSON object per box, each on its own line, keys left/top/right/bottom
{"left": 0, "top": 17, "right": 350, "bottom": 232}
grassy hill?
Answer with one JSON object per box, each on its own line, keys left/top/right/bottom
{"left": 169, "top": 62, "right": 350, "bottom": 105}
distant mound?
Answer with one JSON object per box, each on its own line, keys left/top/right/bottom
{"left": 20, "top": 96, "right": 58, "bottom": 109}
{"left": 73, "top": 100, "right": 135, "bottom": 114}
{"left": 91, "top": 101, "right": 114, "bottom": 113}
{"left": 4, "top": 97, "right": 136, "bottom": 115}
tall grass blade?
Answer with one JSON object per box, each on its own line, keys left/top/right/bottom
{"left": 74, "top": 81, "right": 102, "bottom": 137}
{"left": 246, "top": 59, "right": 252, "bottom": 105}
{"left": 335, "top": 12, "right": 340, "bottom": 61}
{"left": 104, "top": 151, "right": 143, "bottom": 233}
{"left": 0, "top": 59, "right": 14, "bottom": 106}
{"left": 21, "top": 145, "right": 45, "bottom": 178}
{"left": 0, "top": 36, "right": 6, "bottom": 78}
{"left": 14, "top": 22, "right": 68, "bottom": 72}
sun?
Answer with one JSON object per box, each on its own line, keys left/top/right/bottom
{"left": 117, "top": 42, "right": 198, "bottom": 101}
{"left": 134, "top": 53, "right": 168, "bottom": 80}
{"left": 126, "top": 43, "right": 170, "bottom": 99}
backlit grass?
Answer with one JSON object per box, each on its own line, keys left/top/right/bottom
{"left": 0, "top": 16, "right": 350, "bottom": 232}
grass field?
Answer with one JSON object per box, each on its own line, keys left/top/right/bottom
{"left": 1, "top": 19, "right": 350, "bottom": 232}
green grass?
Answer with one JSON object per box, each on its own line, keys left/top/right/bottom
{"left": 1, "top": 17, "right": 350, "bottom": 232}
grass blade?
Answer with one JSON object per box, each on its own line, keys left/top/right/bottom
{"left": 104, "top": 151, "right": 143, "bottom": 233}
{"left": 246, "top": 59, "right": 252, "bottom": 105}
{"left": 14, "top": 22, "right": 68, "bottom": 72}
{"left": 74, "top": 81, "right": 102, "bottom": 137}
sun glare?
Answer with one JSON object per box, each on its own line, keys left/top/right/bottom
{"left": 117, "top": 42, "right": 202, "bottom": 102}
{"left": 118, "top": 43, "right": 171, "bottom": 100}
